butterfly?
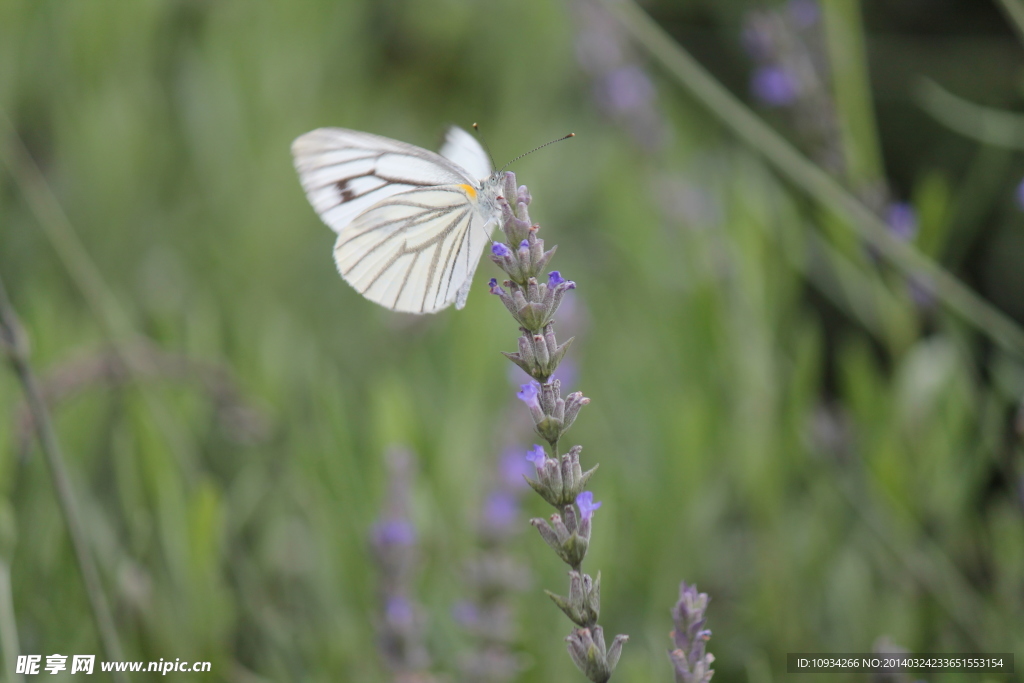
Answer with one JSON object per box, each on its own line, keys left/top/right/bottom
{"left": 291, "top": 126, "right": 506, "bottom": 314}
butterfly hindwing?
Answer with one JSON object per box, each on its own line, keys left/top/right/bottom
{"left": 333, "top": 185, "right": 490, "bottom": 314}
{"left": 439, "top": 126, "right": 492, "bottom": 183}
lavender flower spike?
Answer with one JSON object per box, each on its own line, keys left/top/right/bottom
{"left": 669, "top": 582, "right": 715, "bottom": 683}
{"left": 488, "top": 172, "right": 626, "bottom": 681}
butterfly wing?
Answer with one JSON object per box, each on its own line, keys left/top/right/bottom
{"left": 292, "top": 128, "right": 473, "bottom": 234}
{"left": 293, "top": 127, "right": 496, "bottom": 314}
{"left": 333, "top": 185, "right": 493, "bottom": 313}
{"left": 439, "top": 126, "right": 492, "bottom": 181}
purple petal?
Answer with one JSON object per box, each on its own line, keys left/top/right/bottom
{"left": 548, "top": 271, "right": 565, "bottom": 287}
{"left": 751, "top": 66, "right": 799, "bottom": 107}
{"left": 517, "top": 382, "right": 540, "bottom": 408}
{"left": 576, "top": 490, "right": 602, "bottom": 520}
{"left": 492, "top": 242, "right": 511, "bottom": 257}
{"left": 886, "top": 202, "right": 918, "bottom": 241}
{"left": 526, "top": 444, "right": 546, "bottom": 467}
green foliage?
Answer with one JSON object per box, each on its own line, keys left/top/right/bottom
{"left": 1, "top": 1, "right": 1022, "bottom": 682}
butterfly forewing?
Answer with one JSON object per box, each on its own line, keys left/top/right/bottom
{"left": 293, "top": 128, "right": 474, "bottom": 234}
{"left": 333, "top": 186, "right": 488, "bottom": 314}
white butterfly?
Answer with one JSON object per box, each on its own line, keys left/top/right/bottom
{"left": 291, "top": 126, "right": 505, "bottom": 314}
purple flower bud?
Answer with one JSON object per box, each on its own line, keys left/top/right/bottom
{"left": 519, "top": 239, "right": 530, "bottom": 251}
{"left": 751, "top": 65, "right": 799, "bottom": 107}
{"left": 517, "top": 382, "right": 540, "bottom": 409}
{"left": 526, "top": 444, "right": 546, "bottom": 467}
{"left": 488, "top": 278, "right": 505, "bottom": 295}
{"left": 371, "top": 520, "right": 416, "bottom": 547}
{"left": 886, "top": 202, "right": 918, "bottom": 241}
{"left": 385, "top": 596, "right": 414, "bottom": 625}
{"left": 492, "top": 242, "right": 511, "bottom": 257}
{"left": 576, "top": 491, "right": 602, "bottom": 520}
{"left": 548, "top": 271, "right": 565, "bottom": 287}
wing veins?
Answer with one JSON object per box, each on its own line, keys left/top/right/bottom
{"left": 341, "top": 208, "right": 470, "bottom": 279}
{"left": 393, "top": 250, "right": 420, "bottom": 309}
{"left": 335, "top": 204, "right": 461, "bottom": 251}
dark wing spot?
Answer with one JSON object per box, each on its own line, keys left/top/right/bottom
{"left": 336, "top": 179, "right": 356, "bottom": 203}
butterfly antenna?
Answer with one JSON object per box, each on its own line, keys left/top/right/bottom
{"left": 498, "top": 133, "right": 575, "bottom": 174}
{"left": 472, "top": 122, "right": 498, "bottom": 173}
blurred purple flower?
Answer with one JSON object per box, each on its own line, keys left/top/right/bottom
{"left": 489, "top": 278, "right": 505, "bottom": 296}
{"left": 886, "top": 202, "right": 918, "bottom": 241}
{"left": 371, "top": 520, "right": 416, "bottom": 547}
{"left": 385, "top": 596, "right": 415, "bottom": 625}
{"left": 751, "top": 65, "right": 800, "bottom": 106}
{"left": 452, "top": 600, "right": 480, "bottom": 627}
{"left": 602, "top": 65, "right": 656, "bottom": 114}
{"left": 492, "top": 243, "right": 511, "bottom": 257}
{"left": 500, "top": 447, "right": 534, "bottom": 489}
{"left": 1016, "top": 178, "right": 1024, "bottom": 210}
{"left": 576, "top": 491, "right": 602, "bottom": 520}
{"left": 484, "top": 490, "right": 520, "bottom": 529}
{"left": 548, "top": 271, "right": 565, "bottom": 287}
{"left": 553, "top": 358, "right": 578, "bottom": 391}
{"left": 788, "top": 0, "right": 820, "bottom": 28}
{"left": 907, "top": 276, "right": 936, "bottom": 310}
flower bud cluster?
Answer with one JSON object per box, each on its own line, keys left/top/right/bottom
{"left": 489, "top": 173, "right": 626, "bottom": 682}
{"left": 502, "top": 322, "right": 574, "bottom": 383}
{"left": 530, "top": 489, "right": 600, "bottom": 571}
{"left": 566, "top": 626, "right": 629, "bottom": 683}
{"left": 516, "top": 380, "right": 589, "bottom": 446}
{"left": 488, "top": 274, "right": 575, "bottom": 334}
{"left": 544, "top": 569, "right": 601, "bottom": 626}
{"left": 524, "top": 444, "right": 597, "bottom": 507}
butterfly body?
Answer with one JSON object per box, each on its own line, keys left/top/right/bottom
{"left": 292, "top": 126, "right": 503, "bottom": 314}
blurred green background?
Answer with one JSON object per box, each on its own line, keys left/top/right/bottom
{"left": 1, "top": 0, "right": 1023, "bottom": 681}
